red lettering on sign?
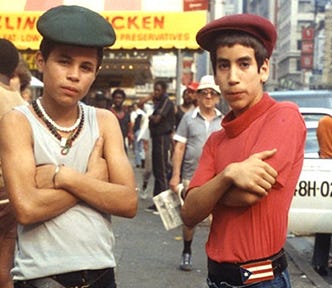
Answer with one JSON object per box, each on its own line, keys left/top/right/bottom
{"left": 107, "top": 15, "right": 164, "bottom": 30}
{"left": 0, "top": 16, "right": 37, "bottom": 30}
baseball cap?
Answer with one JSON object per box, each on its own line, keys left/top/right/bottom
{"left": 187, "top": 81, "right": 199, "bottom": 91}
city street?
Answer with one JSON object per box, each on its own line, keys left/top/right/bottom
{"left": 111, "top": 153, "right": 332, "bottom": 287}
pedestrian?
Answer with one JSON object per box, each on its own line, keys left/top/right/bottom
{"left": 312, "top": 115, "right": 332, "bottom": 276}
{"left": 109, "top": 88, "right": 133, "bottom": 153}
{"left": 174, "top": 83, "right": 197, "bottom": 128}
{"left": 10, "top": 58, "right": 32, "bottom": 100}
{"left": 0, "top": 5, "right": 137, "bottom": 288}
{"left": 0, "top": 38, "right": 25, "bottom": 288}
{"left": 137, "top": 103, "right": 154, "bottom": 200}
{"left": 169, "top": 75, "right": 222, "bottom": 271}
{"left": 145, "top": 80, "right": 175, "bottom": 213}
{"left": 181, "top": 14, "right": 306, "bottom": 287}
{"left": 131, "top": 102, "right": 146, "bottom": 168}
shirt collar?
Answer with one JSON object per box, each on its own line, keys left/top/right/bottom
{"left": 192, "top": 106, "right": 222, "bottom": 119}
{"left": 221, "top": 93, "right": 276, "bottom": 138}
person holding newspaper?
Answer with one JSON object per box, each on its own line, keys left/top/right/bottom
{"left": 169, "top": 75, "right": 222, "bottom": 271}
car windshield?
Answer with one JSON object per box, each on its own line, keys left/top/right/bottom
{"left": 270, "top": 91, "right": 332, "bottom": 109}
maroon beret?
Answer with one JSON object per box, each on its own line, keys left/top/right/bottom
{"left": 196, "top": 14, "right": 277, "bottom": 58}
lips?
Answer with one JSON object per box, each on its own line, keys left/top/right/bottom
{"left": 226, "top": 91, "right": 244, "bottom": 99}
{"left": 61, "top": 86, "right": 79, "bottom": 96}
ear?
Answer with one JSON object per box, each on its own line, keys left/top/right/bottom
{"left": 214, "top": 75, "right": 221, "bottom": 88}
{"left": 96, "top": 65, "right": 102, "bottom": 76}
{"left": 260, "top": 59, "right": 270, "bottom": 83}
{"left": 35, "top": 51, "right": 45, "bottom": 73}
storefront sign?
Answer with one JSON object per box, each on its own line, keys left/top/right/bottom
{"left": 0, "top": 11, "right": 207, "bottom": 50}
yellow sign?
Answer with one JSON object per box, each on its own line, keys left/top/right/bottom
{"left": 0, "top": 11, "right": 207, "bottom": 50}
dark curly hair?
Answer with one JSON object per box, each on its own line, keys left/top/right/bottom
{"left": 0, "top": 38, "right": 19, "bottom": 78}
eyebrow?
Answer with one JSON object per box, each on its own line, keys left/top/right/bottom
{"left": 217, "top": 55, "right": 253, "bottom": 62}
{"left": 58, "top": 53, "right": 96, "bottom": 66}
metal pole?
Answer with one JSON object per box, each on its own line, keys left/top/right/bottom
{"left": 176, "top": 49, "right": 183, "bottom": 105}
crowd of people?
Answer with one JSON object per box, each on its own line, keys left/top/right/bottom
{"left": 0, "top": 4, "right": 325, "bottom": 288}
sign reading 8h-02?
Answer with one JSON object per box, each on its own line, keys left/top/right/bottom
{"left": 289, "top": 158, "right": 332, "bottom": 235}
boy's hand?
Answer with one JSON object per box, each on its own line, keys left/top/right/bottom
{"left": 86, "top": 137, "right": 109, "bottom": 182}
{"left": 225, "top": 149, "right": 278, "bottom": 196}
{"left": 35, "top": 164, "right": 57, "bottom": 189}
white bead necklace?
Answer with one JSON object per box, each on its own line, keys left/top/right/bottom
{"left": 36, "top": 98, "right": 82, "bottom": 133}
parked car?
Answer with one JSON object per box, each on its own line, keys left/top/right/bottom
{"left": 288, "top": 108, "right": 332, "bottom": 234}
{"left": 270, "top": 90, "right": 332, "bottom": 109}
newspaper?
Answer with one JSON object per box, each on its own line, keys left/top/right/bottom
{"left": 153, "top": 185, "right": 184, "bottom": 231}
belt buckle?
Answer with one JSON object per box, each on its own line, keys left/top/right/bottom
{"left": 240, "top": 259, "right": 274, "bottom": 285}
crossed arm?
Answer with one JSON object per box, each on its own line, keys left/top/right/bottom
{"left": 0, "top": 109, "right": 137, "bottom": 225}
{"left": 181, "top": 149, "right": 278, "bottom": 227}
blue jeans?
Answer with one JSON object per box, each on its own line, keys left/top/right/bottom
{"left": 134, "top": 130, "right": 145, "bottom": 166}
{"left": 207, "top": 269, "right": 291, "bottom": 288}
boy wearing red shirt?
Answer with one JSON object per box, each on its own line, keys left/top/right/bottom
{"left": 181, "top": 14, "right": 306, "bottom": 287}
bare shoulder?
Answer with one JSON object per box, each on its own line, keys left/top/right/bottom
{"left": 0, "top": 109, "right": 32, "bottom": 148}
{"left": 95, "top": 107, "right": 122, "bottom": 140}
{"left": 0, "top": 108, "right": 30, "bottom": 130}
{"left": 95, "top": 107, "right": 118, "bottom": 127}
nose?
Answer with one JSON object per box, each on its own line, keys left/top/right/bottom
{"left": 228, "top": 66, "right": 240, "bottom": 85}
{"left": 66, "top": 65, "right": 80, "bottom": 82}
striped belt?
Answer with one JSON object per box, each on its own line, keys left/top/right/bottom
{"left": 208, "top": 249, "right": 287, "bottom": 286}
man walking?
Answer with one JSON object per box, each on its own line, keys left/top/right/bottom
{"left": 170, "top": 75, "right": 222, "bottom": 271}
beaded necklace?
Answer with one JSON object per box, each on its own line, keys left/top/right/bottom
{"left": 36, "top": 98, "right": 82, "bottom": 132}
{"left": 32, "top": 98, "right": 84, "bottom": 155}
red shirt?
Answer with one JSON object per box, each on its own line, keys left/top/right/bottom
{"left": 189, "top": 94, "right": 306, "bottom": 263}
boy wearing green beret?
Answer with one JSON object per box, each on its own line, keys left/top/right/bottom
{"left": 0, "top": 5, "right": 137, "bottom": 288}
{"left": 181, "top": 14, "right": 306, "bottom": 287}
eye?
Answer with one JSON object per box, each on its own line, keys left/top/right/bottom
{"left": 81, "top": 64, "right": 94, "bottom": 72}
{"left": 239, "top": 61, "right": 250, "bottom": 69}
{"left": 218, "top": 62, "right": 229, "bottom": 70}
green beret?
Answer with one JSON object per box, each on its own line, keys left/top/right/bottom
{"left": 37, "top": 5, "right": 116, "bottom": 48}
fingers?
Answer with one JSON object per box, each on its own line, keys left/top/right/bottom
{"left": 251, "top": 149, "right": 277, "bottom": 161}
{"left": 251, "top": 149, "right": 278, "bottom": 178}
{"left": 169, "top": 178, "right": 179, "bottom": 193}
{"left": 90, "top": 137, "right": 104, "bottom": 159}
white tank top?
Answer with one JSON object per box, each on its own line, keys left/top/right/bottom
{"left": 12, "top": 103, "right": 116, "bottom": 280}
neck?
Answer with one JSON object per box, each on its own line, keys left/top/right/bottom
{"left": 0, "top": 74, "right": 10, "bottom": 86}
{"left": 199, "top": 106, "right": 216, "bottom": 119}
{"left": 113, "top": 105, "right": 122, "bottom": 112}
{"left": 182, "top": 103, "right": 193, "bottom": 109}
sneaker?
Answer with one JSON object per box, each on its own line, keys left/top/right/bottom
{"left": 314, "top": 265, "right": 328, "bottom": 276}
{"left": 140, "top": 187, "right": 148, "bottom": 200}
{"left": 152, "top": 210, "right": 160, "bottom": 215}
{"left": 180, "top": 253, "right": 192, "bottom": 271}
{"left": 144, "top": 204, "right": 157, "bottom": 213}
